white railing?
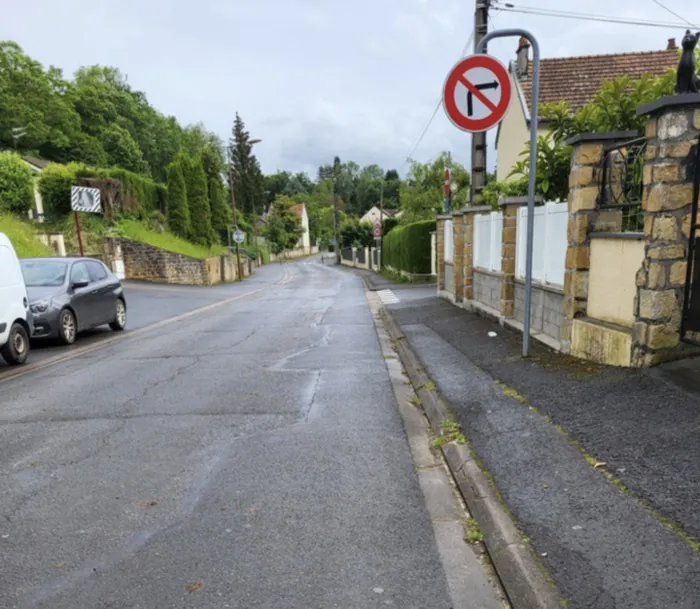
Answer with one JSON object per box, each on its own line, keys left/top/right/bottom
{"left": 473, "top": 211, "right": 503, "bottom": 273}
{"left": 516, "top": 201, "right": 567, "bottom": 287}
{"left": 444, "top": 219, "right": 454, "bottom": 263}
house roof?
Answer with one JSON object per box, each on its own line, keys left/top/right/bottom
{"left": 383, "top": 209, "right": 400, "bottom": 217}
{"left": 517, "top": 48, "right": 678, "bottom": 114}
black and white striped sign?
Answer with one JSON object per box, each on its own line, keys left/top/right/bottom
{"left": 71, "top": 186, "right": 102, "bottom": 213}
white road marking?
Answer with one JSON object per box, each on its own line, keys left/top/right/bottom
{"left": 377, "top": 289, "right": 400, "bottom": 305}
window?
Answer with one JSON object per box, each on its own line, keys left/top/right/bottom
{"left": 20, "top": 260, "right": 68, "bottom": 287}
{"left": 70, "top": 262, "right": 90, "bottom": 285}
{"left": 86, "top": 261, "right": 108, "bottom": 282}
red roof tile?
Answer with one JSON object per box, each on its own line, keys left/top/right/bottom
{"left": 518, "top": 49, "right": 677, "bottom": 113}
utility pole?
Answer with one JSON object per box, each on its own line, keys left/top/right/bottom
{"left": 379, "top": 178, "right": 384, "bottom": 270}
{"left": 333, "top": 191, "right": 340, "bottom": 264}
{"left": 228, "top": 165, "right": 243, "bottom": 280}
{"left": 470, "top": 0, "right": 490, "bottom": 205}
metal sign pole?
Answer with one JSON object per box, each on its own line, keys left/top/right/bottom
{"left": 74, "top": 211, "right": 84, "bottom": 257}
{"left": 477, "top": 28, "right": 540, "bottom": 357}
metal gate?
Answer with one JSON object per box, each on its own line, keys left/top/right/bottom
{"left": 681, "top": 135, "right": 700, "bottom": 344}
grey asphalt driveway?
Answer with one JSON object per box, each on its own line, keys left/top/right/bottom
{"left": 0, "top": 260, "right": 488, "bottom": 608}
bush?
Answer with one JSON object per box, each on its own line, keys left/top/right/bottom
{"left": 0, "top": 214, "right": 52, "bottom": 257}
{"left": 339, "top": 218, "right": 373, "bottom": 248}
{"left": 38, "top": 162, "right": 164, "bottom": 219}
{"left": 0, "top": 152, "right": 35, "bottom": 215}
{"left": 382, "top": 219, "right": 435, "bottom": 274}
{"left": 166, "top": 161, "right": 190, "bottom": 238}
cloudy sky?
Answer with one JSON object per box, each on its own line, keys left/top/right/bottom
{"left": 2, "top": 0, "right": 697, "bottom": 176}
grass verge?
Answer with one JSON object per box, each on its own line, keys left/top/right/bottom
{"left": 0, "top": 214, "right": 52, "bottom": 257}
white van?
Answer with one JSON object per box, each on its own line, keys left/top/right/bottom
{"left": 0, "top": 233, "right": 32, "bottom": 365}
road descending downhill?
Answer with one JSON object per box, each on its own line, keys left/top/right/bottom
{"left": 0, "top": 260, "right": 499, "bottom": 609}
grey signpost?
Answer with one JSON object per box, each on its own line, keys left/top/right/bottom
{"left": 476, "top": 29, "right": 540, "bottom": 357}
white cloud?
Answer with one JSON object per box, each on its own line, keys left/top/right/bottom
{"left": 0, "top": 0, "right": 695, "bottom": 177}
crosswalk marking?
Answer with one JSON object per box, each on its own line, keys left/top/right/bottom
{"left": 377, "top": 289, "right": 400, "bottom": 305}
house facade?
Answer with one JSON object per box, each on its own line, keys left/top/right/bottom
{"left": 495, "top": 38, "right": 678, "bottom": 181}
{"left": 360, "top": 206, "right": 402, "bottom": 225}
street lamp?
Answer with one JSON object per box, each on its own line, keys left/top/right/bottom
{"left": 228, "top": 138, "right": 263, "bottom": 279}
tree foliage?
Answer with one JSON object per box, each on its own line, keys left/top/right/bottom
{"left": 0, "top": 152, "right": 34, "bottom": 214}
{"left": 183, "top": 154, "right": 213, "bottom": 245}
{"left": 400, "top": 153, "right": 470, "bottom": 222}
{"left": 228, "top": 113, "right": 266, "bottom": 217}
{"left": 265, "top": 195, "right": 303, "bottom": 254}
{"left": 166, "top": 160, "right": 190, "bottom": 238}
{"left": 201, "top": 147, "right": 231, "bottom": 242}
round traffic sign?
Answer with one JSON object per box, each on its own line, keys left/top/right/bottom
{"left": 443, "top": 54, "right": 512, "bottom": 133}
{"left": 232, "top": 229, "right": 245, "bottom": 244}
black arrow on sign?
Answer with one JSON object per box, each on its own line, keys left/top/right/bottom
{"left": 467, "top": 81, "right": 499, "bottom": 117}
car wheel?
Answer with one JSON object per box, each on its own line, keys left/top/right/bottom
{"left": 1, "top": 322, "right": 30, "bottom": 366}
{"left": 109, "top": 299, "right": 127, "bottom": 332}
{"left": 58, "top": 309, "right": 77, "bottom": 345}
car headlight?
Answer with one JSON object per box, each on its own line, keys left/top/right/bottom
{"left": 30, "top": 300, "right": 50, "bottom": 314}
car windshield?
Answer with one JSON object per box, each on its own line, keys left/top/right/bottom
{"left": 20, "top": 260, "right": 68, "bottom": 287}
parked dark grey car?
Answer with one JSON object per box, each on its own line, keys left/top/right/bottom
{"left": 20, "top": 257, "right": 127, "bottom": 344}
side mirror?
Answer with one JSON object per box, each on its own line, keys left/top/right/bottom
{"left": 72, "top": 280, "right": 89, "bottom": 289}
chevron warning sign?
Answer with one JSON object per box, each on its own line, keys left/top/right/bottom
{"left": 71, "top": 186, "right": 102, "bottom": 214}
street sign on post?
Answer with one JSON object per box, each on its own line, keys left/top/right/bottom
{"left": 442, "top": 54, "right": 512, "bottom": 133}
{"left": 70, "top": 186, "right": 102, "bottom": 257}
{"left": 373, "top": 220, "right": 382, "bottom": 239}
{"left": 232, "top": 229, "right": 245, "bottom": 244}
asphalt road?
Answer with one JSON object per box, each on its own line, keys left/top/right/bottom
{"left": 0, "top": 260, "right": 477, "bottom": 609}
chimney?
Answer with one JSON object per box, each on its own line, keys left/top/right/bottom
{"left": 667, "top": 38, "right": 677, "bottom": 50}
{"left": 516, "top": 36, "right": 530, "bottom": 77}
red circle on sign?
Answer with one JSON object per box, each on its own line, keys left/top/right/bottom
{"left": 443, "top": 54, "right": 512, "bottom": 133}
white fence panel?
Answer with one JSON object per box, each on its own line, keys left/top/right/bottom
{"left": 474, "top": 212, "right": 503, "bottom": 272}
{"left": 516, "top": 201, "right": 567, "bottom": 287}
{"left": 444, "top": 219, "right": 454, "bottom": 263}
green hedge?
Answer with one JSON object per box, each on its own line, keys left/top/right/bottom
{"left": 382, "top": 219, "right": 435, "bottom": 274}
{"left": 0, "top": 152, "right": 34, "bottom": 215}
{"left": 38, "top": 162, "right": 165, "bottom": 219}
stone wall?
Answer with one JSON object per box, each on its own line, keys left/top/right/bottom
{"left": 514, "top": 281, "right": 565, "bottom": 341}
{"left": 106, "top": 238, "right": 239, "bottom": 285}
{"left": 473, "top": 269, "right": 501, "bottom": 311}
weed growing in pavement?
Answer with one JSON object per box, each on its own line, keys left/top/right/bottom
{"left": 418, "top": 381, "right": 436, "bottom": 391}
{"left": 433, "top": 419, "right": 467, "bottom": 448}
{"left": 409, "top": 394, "right": 421, "bottom": 407}
{"left": 463, "top": 517, "right": 484, "bottom": 544}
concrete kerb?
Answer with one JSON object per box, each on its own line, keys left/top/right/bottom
{"left": 379, "top": 306, "right": 562, "bottom": 609}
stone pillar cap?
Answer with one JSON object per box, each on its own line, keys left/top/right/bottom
{"left": 436, "top": 214, "right": 452, "bottom": 220}
{"left": 564, "top": 131, "right": 638, "bottom": 146}
{"left": 462, "top": 205, "right": 492, "bottom": 214}
{"left": 498, "top": 196, "right": 543, "bottom": 207}
{"left": 637, "top": 93, "right": 700, "bottom": 116}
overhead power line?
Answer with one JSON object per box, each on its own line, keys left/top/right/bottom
{"left": 650, "top": 0, "right": 696, "bottom": 28}
{"left": 399, "top": 25, "right": 482, "bottom": 170}
{"left": 492, "top": 1, "right": 700, "bottom": 29}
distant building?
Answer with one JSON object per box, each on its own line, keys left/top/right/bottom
{"left": 360, "top": 206, "right": 402, "bottom": 225}
{"left": 293, "top": 203, "right": 311, "bottom": 252}
{"left": 19, "top": 156, "right": 51, "bottom": 222}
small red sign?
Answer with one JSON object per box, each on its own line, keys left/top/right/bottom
{"left": 443, "top": 54, "right": 512, "bottom": 133}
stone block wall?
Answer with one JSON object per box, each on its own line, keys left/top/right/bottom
{"left": 105, "top": 238, "right": 238, "bottom": 286}
{"left": 632, "top": 96, "right": 700, "bottom": 365}
{"left": 473, "top": 270, "right": 501, "bottom": 311}
{"left": 514, "top": 281, "right": 565, "bottom": 340}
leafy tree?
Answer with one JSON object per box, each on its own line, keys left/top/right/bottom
{"left": 0, "top": 42, "right": 82, "bottom": 161}
{"left": 355, "top": 164, "right": 384, "bottom": 215}
{"left": 339, "top": 217, "right": 373, "bottom": 248}
{"left": 183, "top": 154, "right": 213, "bottom": 245}
{"left": 383, "top": 169, "right": 401, "bottom": 209}
{"left": 265, "top": 171, "right": 291, "bottom": 204}
{"left": 102, "top": 123, "right": 149, "bottom": 174}
{"left": 265, "top": 194, "right": 303, "bottom": 254}
{"left": 201, "top": 146, "right": 231, "bottom": 242}
{"left": 166, "top": 160, "right": 189, "bottom": 238}
{"left": 0, "top": 152, "right": 34, "bottom": 214}
{"left": 228, "top": 113, "right": 266, "bottom": 216}
{"left": 38, "top": 162, "right": 84, "bottom": 215}
{"left": 400, "top": 153, "right": 470, "bottom": 222}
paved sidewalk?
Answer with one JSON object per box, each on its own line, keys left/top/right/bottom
{"left": 381, "top": 285, "right": 700, "bottom": 609}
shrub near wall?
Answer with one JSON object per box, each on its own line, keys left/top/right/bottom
{"left": 382, "top": 219, "right": 435, "bottom": 274}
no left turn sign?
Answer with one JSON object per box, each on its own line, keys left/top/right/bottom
{"left": 443, "top": 54, "right": 512, "bottom": 133}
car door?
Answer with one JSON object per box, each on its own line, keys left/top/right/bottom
{"left": 86, "top": 260, "right": 114, "bottom": 325}
{"left": 69, "top": 261, "right": 97, "bottom": 330}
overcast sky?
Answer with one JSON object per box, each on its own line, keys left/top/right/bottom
{"left": 2, "top": 0, "right": 698, "bottom": 177}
